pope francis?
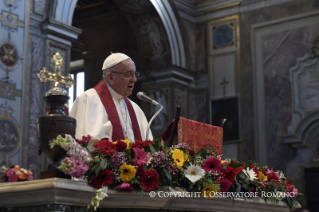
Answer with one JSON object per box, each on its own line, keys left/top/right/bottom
{"left": 70, "top": 53, "right": 152, "bottom": 149}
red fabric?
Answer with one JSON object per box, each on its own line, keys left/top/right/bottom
{"left": 94, "top": 81, "right": 142, "bottom": 141}
{"left": 177, "top": 117, "right": 223, "bottom": 155}
{"left": 124, "top": 98, "right": 142, "bottom": 140}
{"left": 162, "top": 117, "right": 223, "bottom": 155}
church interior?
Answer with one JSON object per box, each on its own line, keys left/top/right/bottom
{"left": 0, "top": 0, "right": 319, "bottom": 211}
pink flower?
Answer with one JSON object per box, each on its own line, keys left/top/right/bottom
{"left": 285, "top": 179, "right": 298, "bottom": 198}
{"left": 27, "top": 173, "right": 33, "bottom": 180}
{"left": 7, "top": 169, "right": 15, "bottom": 176}
{"left": 132, "top": 148, "right": 148, "bottom": 166}
{"left": 202, "top": 157, "right": 222, "bottom": 173}
{"left": 8, "top": 174, "right": 18, "bottom": 182}
{"left": 117, "top": 182, "right": 133, "bottom": 192}
{"left": 76, "top": 135, "right": 92, "bottom": 146}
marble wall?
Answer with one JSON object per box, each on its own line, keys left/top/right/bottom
{"left": 241, "top": 0, "right": 319, "bottom": 169}
{"left": 0, "top": 0, "right": 29, "bottom": 168}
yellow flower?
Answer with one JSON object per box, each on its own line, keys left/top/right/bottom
{"left": 171, "top": 149, "right": 187, "bottom": 171}
{"left": 119, "top": 163, "right": 136, "bottom": 182}
{"left": 201, "top": 185, "right": 217, "bottom": 198}
{"left": 122, "top": 139, "right": 132, "bottom": 149}
{"left": 258, "top": 171, "right": 268, "bottom": 181}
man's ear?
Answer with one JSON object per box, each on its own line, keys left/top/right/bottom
{"left": 106, "top": 72, "right": 114, "bottom": 85}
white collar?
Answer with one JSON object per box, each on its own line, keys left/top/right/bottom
{"left": 103, "top": 80, "right": 123, "bottom": 102}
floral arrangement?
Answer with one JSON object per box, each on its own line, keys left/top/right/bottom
{"left": 50, "top": 135, "right": 301, "bottom": 211}
{"left": 1, "top": 165, "right": 33, "bottom": 182}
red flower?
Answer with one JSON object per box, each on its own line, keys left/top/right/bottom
{"left": 229, "top": 161, "right": 245, "bottom": 175}
{"left": 250, "top": 185, "right": 256, "bottom": 193}
{"left": 262, "top": 167, "right": 272, "bottom": 175}
{"left": 249, "top": 164, "right": 259, "bottom": 177}
{"left": 91, "top": 168, "right": 113, "bottom": 189}
{"left": 95, "top": 138, "right": 116, "bottom": 156}
{"left": 76, "top": 135, "right": 92, "bottom": 145}
{"left": 115, "top": 140, "right": 127, "bottom": 152}
{"left": 267, "top": 172, "right": 280, "bottom": 185}
{"left": 140, "top": 169, "right": 160, "bottom": 192}
{"left": 131, "top": 140, "right": 154, "bottom": 149}
{"left": 219, "top": 166, "right": 236, "bottom": 183}
{"left": 202, "top": 157, "right": 222, "bottom": 173}
{"left": 188, "top": 148, "right": 194, "bottom": 156}
{"left": 136, "top": 166, "right": 145, "bottom": 176}
{"left": 217, "top": 179, "right": 232, "bottom": 192}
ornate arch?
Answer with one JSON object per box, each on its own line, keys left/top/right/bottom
{"left": 47, "top": 0, "right": 77, "bottom": 25}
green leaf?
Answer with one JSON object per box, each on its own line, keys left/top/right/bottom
{"left": 95, "top": 163, "right": 102, "bottom": 176}
{"left": 164, "top": 147, "right": 170, "bottom": 154}
{"left": 90, "top": 162, "right": 100, "bottom": 172}
{"left": 244, "top": 160, "right": 252, "bottom": 168}
{"left": 162, "top": 168, "right": 172, "bottom": 181}
{"left": 241, "top": 184, "right": 250, "bottom": 191}
{"left": 239, "top": 172, "right": 245, "bottom": 179}
{"left": 236, "top": 185, "right": 241, "bottom": 193}
{"left": 160, "top": 139, "right": 165, "bottom": 147}
{"left": 222, "top": 163, "right": 228, "bottom": 169}
{"left": 101, "top": 159, "right": 107, "bottom": 170}
{"left": 229, "top": 160, "right": 243, "bottom": 168}
{"left": 149, "top": 144, "right": 156, "bottom": 154}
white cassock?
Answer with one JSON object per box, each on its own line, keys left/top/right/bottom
{"left": 70, "top": 83, "right": 152, "bottom": 149}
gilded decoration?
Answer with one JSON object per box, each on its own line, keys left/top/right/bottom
{"left": 0, "top": 81, "right": 22, "bottom": 99}
{"left": 0, "top": 11, "right": 24, "bottom": 30}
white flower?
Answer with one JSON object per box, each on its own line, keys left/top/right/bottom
{"left": 97, "top": 186, "right": 108, "bottom": 199}
{"left": 21, "top": 168, "right": 27, "bottom": 173}
{"left": 278, "top": 171, "right": 285, "bottom": 179}
{"left": 65, "top": 134, "right": 73, "bottom": 141}
{"left": 242, "top": 168, "right": 257, "bottom": 181}
{"left": 184, "top": 164, "right": 205, "bottom": 183}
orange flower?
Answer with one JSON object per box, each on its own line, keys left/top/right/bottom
{"left": 18, "top": 172, "right": 27, "bottom": 180}
{"left": 3, "top": 169, "right": 8, "bottom": 174}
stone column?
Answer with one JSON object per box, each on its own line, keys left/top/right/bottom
{"left": 140, "top": 66, "right": 194, "bottom": 138}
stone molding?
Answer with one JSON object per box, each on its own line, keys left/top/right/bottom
{"left": 0, "top": 178, "right": 291, "bottom": 212}
{"left": 41, "top": 18, "right": 82, "bottom": 41}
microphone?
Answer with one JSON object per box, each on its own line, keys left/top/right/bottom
{"left": 137, "top": 91, "right": 161, "bottom": 107}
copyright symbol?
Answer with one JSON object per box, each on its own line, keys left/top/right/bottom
{"left": 149, "top": 191, "right": 156, "bottom": 198}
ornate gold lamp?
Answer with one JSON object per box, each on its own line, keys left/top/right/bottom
{"left": 36, "top": 52, "right": 76, "bottom": 179}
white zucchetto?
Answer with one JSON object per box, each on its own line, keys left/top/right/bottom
{"left": 102, "top": 53, "right": 131, "bottom": 70}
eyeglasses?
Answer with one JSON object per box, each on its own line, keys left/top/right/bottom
{"left": 110, "top": 71, "right": 140, "bottom": 79}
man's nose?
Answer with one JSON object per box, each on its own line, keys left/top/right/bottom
{"left": 131, "top": 75, "right": 137, "bottom": 82}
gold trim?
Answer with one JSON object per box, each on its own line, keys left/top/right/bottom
{"left": 207, "top": 15, "right": 240, "bottom": 101}
{"left": 204, "top": 2, "right": 240, "bottom": 13}
{"left": 75, "top": 2, "right": 104, "bottom": 11}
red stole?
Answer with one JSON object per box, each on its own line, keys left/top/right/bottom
{"left": 94, "top": 80, "right": 142, "bottom": 141}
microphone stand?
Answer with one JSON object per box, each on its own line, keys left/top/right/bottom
{"left": 146, "top": 104, "right": 163, "bottom": 140}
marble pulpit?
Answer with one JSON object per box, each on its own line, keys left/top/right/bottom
{"left": 0, "top": 178, "right": 292, "bottom": 212}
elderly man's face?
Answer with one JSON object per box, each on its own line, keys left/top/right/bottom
{"left": 108, "top": 59, "right": 137, "bottom": 97}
